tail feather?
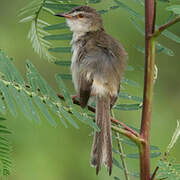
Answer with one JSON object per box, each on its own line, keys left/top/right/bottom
{"left": 91, "top": 95, "right": 112, "bottom": 175}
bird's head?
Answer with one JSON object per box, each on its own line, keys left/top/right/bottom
{"left": 55, "top": 6, "right": 104, "bottom": 33}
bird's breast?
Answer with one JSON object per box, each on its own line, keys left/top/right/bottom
{"left": 71, "top": 43, "right": 81, "bottom": 92}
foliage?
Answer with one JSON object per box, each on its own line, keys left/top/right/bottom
{"left": 0, "top": 49, "right": 100, "bottom": 130}
{"left": 19, "top": 0, "right": 180, "bottom": 63}
{"left": 0, "top": 0, "right": 178, "bottom": 179}
{"left": 155, "top": 121, "right": 180, "bottom": 180}
{"left": 156, "top": 160, "right": 180, "bottom": 180}
{"left": 166, "top": 5, "right": 180, "bottom": 15}
{"left": 0, "top": 117, "right": 12, "bottom": 177}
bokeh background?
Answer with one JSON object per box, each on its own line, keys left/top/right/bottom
{"left": 0, "top": 0, "right": 180, "bottom": 179}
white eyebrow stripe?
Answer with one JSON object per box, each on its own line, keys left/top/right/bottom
{"left": 70, "top": 11, "right": 84, "bottom": 16}
{"left": 71, "top": 11, "right": 88, "bottom": 16}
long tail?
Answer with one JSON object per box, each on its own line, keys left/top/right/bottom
{"left": 91, "top": 95, "right": 112, "bottom": 175}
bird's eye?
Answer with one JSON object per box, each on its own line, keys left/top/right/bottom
{"left": 78, "top": 13, "right": 84, "bottom": 18}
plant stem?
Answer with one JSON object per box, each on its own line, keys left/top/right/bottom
{"left": 139, "top": 0, "right": 156, "bottom": 179}
{"left": 139, "top": 38, "right": 156, "bottom": 180}
{"left": 112, "top": 125, "right": 143, "bottom": 145}
{"left": 24, "top": 83, "right": 138, "bottom": 136}
{"left": 112, "top": 110, "right": 130, "bottom": 180}
{"left": 152, "top": 16, "right": 180, "bottom": 38}
{"left": 116, "top": 132, "right": 130, "bottom": 180}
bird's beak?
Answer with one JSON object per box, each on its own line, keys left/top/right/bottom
{"left": 54, "top": 13, "right": 72, "bottom": 19}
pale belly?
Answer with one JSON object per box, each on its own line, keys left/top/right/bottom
{"left": 71, "top": 47, "right": 118, "bottom": 97}
{"left": 71, "top": 46, "right": 79, "bottom": 92}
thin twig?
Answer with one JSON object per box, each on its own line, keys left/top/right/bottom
{"left": 112, "top": 125, "right": 143, "bottom": 145}
{"left": 152, "top": 16, "right": 180, "bottom": 38}
{"left": 25, "top": 84, "right": 139, "bottom": 136}
{"left": 150, "top": 166, "right": 159, "bottom": 180}
{"left": 112, "top": 110, "right": 130, "bottom": 180}
{"left": 116, "top": 132, "right": 130, "bottom": 180}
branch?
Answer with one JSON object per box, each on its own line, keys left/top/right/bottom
{"left": 112, "top": 125, "right": 143, "bottom": 145}
{"left": 25, "top": 84, "right": 139, "bottom": 137}
{"left": 152, "top": 16, "right": 180, "bottom": 38}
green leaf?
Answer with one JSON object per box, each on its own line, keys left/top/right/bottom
{"left": 130, "top": 18, "right": 144, "bottom": 35}
{"left": 28, "top": 19, "right": 55, "bottom": 61}
{"left": 0, "top": 118, "right": 5, "bottom": 121}
{"left": 114, "top": 177, "right": 120, "bottom": 180}
{"left": 71, "top": 107, "right": 99, "bottom": 131}
{"left": 33, "top": 96, "right": 56, "bottom": 127}
{"left": 42, "top": 7, "right": 55, "bottom": 15}
{"left": 134, "top": 0, "right": 144, "bottom": 6}
{"left": 119, "top": 138, "right": 137, "bottom": 147}
{"left": 126, "top": 65, "right": 134, "bottom": 71}
{"left": 109, "top": 5, "right": 121, "bottom": 10}
{"left": 113, "top": 103, "right": 142, "bottom": 111}
{"left": 130, "top": 19, "right": 175, "bottom": 56}
{"left": 43, "top": 23, "right": 68, "bottom": 31}
{"left": 19, "top": 0, "right": 42, "bottom": 14}
{"left": 58, "top": 74, "right": 72, "bottom": 80}
{"left": 0, "top": 81, "right": 17, "bottom": 117}
{"left": 88, "top": 0, "right": 101, "bottom": 3}
{"left": 56, "top": 74, "right": 73, "bottom": 106}
{"left": 9, "top": 86, "right": 32, "bottom": 121}
{"left": 43, "top": 33, "right": 72, "bottom": 40}
{"left": 48, "top": 47, "right": 71, "bottom": 53}
{"left": 119, "top": 92, "right": 143, "bottom": 102}
{"left": 26, "top": 61, "right": 42, "bottom": 93}
{"left": 150, "top": 145, "right": 160, "bottom": 151}
{"left": 44, "top": 3, "right": 78, "bottom": 11}
{"left": 122, "top": 77, "right": 139, "bottom": 87}
{"left": 54, "top": 60, "right": 71, "bottom": 66}
{"left": 157, "top": 160, "right": 180, "bottom": 180}
{"left": 45, "top": 99, "right": 68, "bottom": 128}
{"left": 161, "top": 28, "right": 180, "bottom": 44}
{"left": 60, "top": 107, "right": 79, "bottom": 129}
{"left": 0, "top": 98, "right": 6, "bottom": 115}
{"left": 98, "top": 9, "right": 109, "bottom": 14}
{"left": 114, "top": 0, "right": 144, "bottom": 21}
{"left": 113, "top": 158, "right": 123, "bottom": 169}
{"left": 126, "top": 152, "right": 161, "bottom": 159}
{"left": 113, "top": 157, "right": 140, "bottom": 178}
{"left": 0, "top": 50, "right": 24, "bottom": 85}
{"left": 26, "top": 60, "right": 61, "bottom": 100}
{"left": 19, "top": 15, "right": 36, "bottom": 23}
{"left": 21, "top": 90, "right": 41, "bottom": 124}
{"left": 0, "top": 128, "right": 11, "bottom": 134}
{"left": 134, "top": 45, "right": 145, "bottom": 54}
{"left": 115, "top": 137, "right": 159, "bottom": 150}
{"left": 119, "top": 2, "right": 179, "bottom": 44}
{"left": 156, "top": 43, "right": 175, "bottom": 56}
{"left": 166, "top": 5, "right": 180, "bottom": 15}
{"left": 158, "top": 0, "right": 170, "bottom": 2}
{"left": 134, "top": 43, "right": 174, "bottom": 56}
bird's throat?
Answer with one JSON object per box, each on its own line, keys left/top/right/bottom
{"left": 71, "top": 31, "right": 87, "bottom": 43}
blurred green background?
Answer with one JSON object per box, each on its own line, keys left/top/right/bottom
{"left": 0, "top": 0, "right": 180, "bottom": 179}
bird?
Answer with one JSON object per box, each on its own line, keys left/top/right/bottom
{"left": 55, "top": 5, "right": 127, "bottom": 175}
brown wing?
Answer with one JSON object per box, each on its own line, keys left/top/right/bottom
{"left": 79, "top": 74, "right": 93, "bottom": 108}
